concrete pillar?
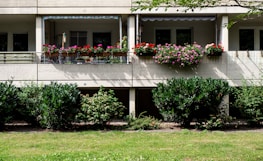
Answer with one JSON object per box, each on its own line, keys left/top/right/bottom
{"left": 36, "top": 16, "right": 43, "bottom": 63}
{"left": 219, "top": 95, "right": 229, "bottom": 116}
{"left": 129, "top": 88, "right": 136, "bottom": 117}
{"left": 220, "top": 15, "right": 229, "bottom": 115}
{"left": 221, "top": 15, "right": 229, "bottom": 51}
{"left": 127, "top": 15, "right": 136, "bottom": 63}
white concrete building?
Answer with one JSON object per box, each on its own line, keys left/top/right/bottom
{"left": 0, "top": 0, "right": 263, "bottom": 116}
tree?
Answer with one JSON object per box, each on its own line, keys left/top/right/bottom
{"left": 132, "top": 0, "right": 263, "bottom": 27}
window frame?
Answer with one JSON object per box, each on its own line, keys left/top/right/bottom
{"left": 70, "top": 31, "right": 87, "bottom": 47}
{"left": 175, "top": 28, "right": 193, "bottom": 46}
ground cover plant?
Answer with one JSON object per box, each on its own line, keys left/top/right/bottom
{"left": 0, "top": 130, "right": 262, "bottom": 161}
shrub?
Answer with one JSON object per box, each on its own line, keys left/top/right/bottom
{"left": 78, "top": 87, "right": 125, "bottom": 126}
{"left": 39, "top": 82, "right": 80, "bottom": 129}
{"left": 0, "top": 80, "right": 18, "bottom": 129}
{"left": 127, "top": 112, "right": 161, "bottom": 130}
{"left": 152, "top": 77, "right": 230, "bottom": 128}
{"left": 17, "top": 82, "right": 43, "bottom": 125}
{"left": 233, "top": 82, "right": 263, "bottom": 126}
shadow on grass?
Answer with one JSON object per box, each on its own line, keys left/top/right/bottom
{"left": 1, "top": 120, "right": 262, "bottom": 132}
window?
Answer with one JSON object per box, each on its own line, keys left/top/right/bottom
{"left": 176, "top": 29, "right": 192, "bottom": 46}
{"left": 0, "top": 33, "right": 7, "bottom": 51}
{"left": 239, "top": 29, "right": 254, "bottom": 50}
{"left": 155, "top": 29, "right": 171, "bottom": 45}
{"left": 13, "top": 34, "right": 28, "bottom": 51}
{"left": 93, "top": 32, "right": 111, "bottom": 49}
{"left": 260, "top": 30, "right": 263, "bottom": 50}
{"left": 70, "top": 31, "right": 87, "bottom": 46}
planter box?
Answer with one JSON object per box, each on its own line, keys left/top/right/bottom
{"left": 138, "top": 52, "right": 155, "bottom": 56}
{"left": 207, "top": 51, "right": 222, "bottom": 56}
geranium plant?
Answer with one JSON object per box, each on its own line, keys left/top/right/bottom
{"left": 205, "top": 43, "right": 224, "bottom": 56}
{"left": 42, "top": 44, "right": 59, "bottom": 55}
{"left": 134, "top": 42, "right": 156, "bottom": 55}
{"left": 153, "top": 43, "right": 204, "bottom": 67}
{"left": 106, "top": 45, "right": 128, "bottom": 53}
{"left": 90, "top": 44, "right": 104, "bottom": 54}
{"left": 65, "top": 45, "right": 80, "bottom": 54}
{"left": 80, "top": 44, "right": 92, "bottom": 54}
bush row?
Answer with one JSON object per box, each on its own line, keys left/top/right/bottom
{"left": 0, "top": 82, "right": 126, "bottom": 130}
{"left": 0, "top": 77, "right": 262, "bottom": 130}
{"left": 152, "top": 77, "right": 263, "bottom": 129}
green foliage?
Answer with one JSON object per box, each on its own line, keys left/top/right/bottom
{"left": 196, "top": 103, "right": 233, "bottom": 130}
{"left": 132, "top": 0, "right": 263, "bottom": 28}
{"left": 127, "top": 112, "right": 161, "bottom": 130}
{"left": 39, "top": 82, "right": 80, "bottom": 129}
{"left": 132, "top": 0, "right": 220, "bottom": 11}
{"left": 152, "top": 77, "right": 230, "bottom": 127}
{"left": 17, "top": 82, "right": 43, "bottom": 125}
{"left": 0, "top": 80, "right": 18, "bottom": 128}
{"left": 78, "top": 87, "right": 125, "bottom": 126}
{"left": 233, "top": 82, "right": 263, "bottom": 126}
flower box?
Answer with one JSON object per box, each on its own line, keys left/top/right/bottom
{"left": 44, "top": 52, "right": 59, "bottom": 58}
{"left": 205, "top": 43, "right": 224, "bottom": 56}
{"left": 138, "top": 52, "right": 155, "bottom": 56}
{"left": 153, "top": 43, "right": 204, "bottom": 67}
{"left": 134, "top": 42, "right": 156, "bottom": 56}
{"left": 113, "top": 52, "right": 127, "bottom": 56}
{"left": 207, "top": 51, "right": 222, "bottom": 56}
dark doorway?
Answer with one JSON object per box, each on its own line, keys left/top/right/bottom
{"left": 135, "top": 88, "right": 162, "bottom": 119}
{"left": 93, "top": 32, "right": 111, "bottom": 49}
{"left": 260, "top": 30, "right": 263, "bottom": 50}
{"left": 176, "top": 29, "right": 192, "bottom": 45}
{"left": 13, "top": 34, "right": 28, "bottom": 51}
{"left": 239, "top": 29, "right": 254, "bottom": 50}
{"left": 0, "top": 33, "right": 7, "bottom": 51}
{"left": 156, "top": 29, "right": 171, "bottom": 45}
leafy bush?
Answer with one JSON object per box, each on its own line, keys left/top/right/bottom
{"left": 17, "top": 82, "right": 43, "bottom": 125}
{"left": 0, "top": 80, "right": 18, "bottom": 129}
{"left": 39, "top": 82, "right": 80, "bottom": 129}
{"left": 127, "top": 112, "right": 160, "bottom": 130}
{"left": 233, "top": 82, "right": 263, "bottom": 126}
{"left": 78, "top": 87, "right": 125, "bottom": 126}
{"left": 152, "top": 77, "right": 230, "bottom": 128}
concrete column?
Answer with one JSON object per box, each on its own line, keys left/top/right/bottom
{"left": 129, "top": 88, "right": 136, "bottom": 117}
{"left": 220, "top": 16, "right": 229, "bottom": 115}
{"left": 127, "top": 15, "right": 136, "bottom": 63}
{"left": 219, "top": 95, "right": 229, "bottom": 116}
{"left": 221, "top": 15, "right": 229, "bottom": 51}
{"left": 36, "top": 16, "right": 43, "bottom": 63}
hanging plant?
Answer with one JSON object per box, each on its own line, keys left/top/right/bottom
{"left": 153, "top": 43, "right": 204, "bottom": 67}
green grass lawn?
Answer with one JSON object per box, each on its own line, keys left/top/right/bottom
{"left": 0, "top": 130, "right": 262, "bottom": 161}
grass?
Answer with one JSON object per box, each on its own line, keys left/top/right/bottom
{"left": 0, "top": 130, "right": 262, "bottom": 161}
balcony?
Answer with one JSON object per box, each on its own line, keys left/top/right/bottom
{"left": 0, "top": 51, "right": 263, "bottom": 88}
{"left": 0, "top": 52, "right": 36, "bottom": 64}
{"left": 41, "top": 52, "right": 128, "bottom": 65}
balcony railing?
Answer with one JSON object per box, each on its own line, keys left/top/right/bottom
{"left": 0, "top": 52, "right": 37, "bottom": 64}
{"left": 41, "top": 52, "right": 128, "bottom": 64}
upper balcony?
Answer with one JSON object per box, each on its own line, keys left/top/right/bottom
{"left": 1, "top": 51, "right": 263, "bottom": 88}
